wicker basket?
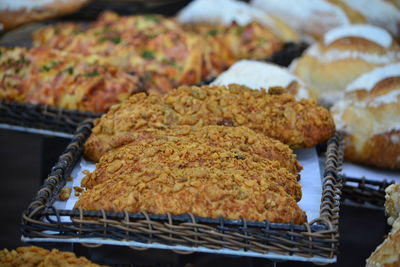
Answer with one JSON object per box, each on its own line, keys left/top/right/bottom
{"left": 341, "top": 176, "right": 395, "bottom": 208}
{"left": 21, "top": 120, "right": 344, "bottom": 263}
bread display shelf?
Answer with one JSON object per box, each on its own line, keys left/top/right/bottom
{"left": 21, "top": 120, "right": 344, "bottom": 263}
{"left": 0, "top": 42, "right": 307, "bottom": 137}
{"left": 342, "top": 176, "right": 395, "bottom": 208}
{"left": 0, "top": 100, "right": 99, "bottom": 137}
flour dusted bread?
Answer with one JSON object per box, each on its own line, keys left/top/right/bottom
{"left": 211, "top": 60, "right": 316, "bottom": 100}
{"left": 340, "top": 0, "right": 400, "bottom": 39}
{"left": 331, "top": 63, "right": 400, "bottom": 169}
{"left": 177, "top": 0, "right": 298, "bottom": 42}
{"left": 0, "top": 0, "right": 90, "bottom": 31}
{"left": 292, "top": 25, "right": 400, "bottom": 106}
{"left": 250, "top": 0, "right": 367, "bottom": 42}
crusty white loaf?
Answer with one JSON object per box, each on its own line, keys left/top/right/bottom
{"left": 331, "top": 63, "right": 400, "bottom": 170}
{"left": 250, "top": 0, "right": 368, "bottom": 42}
{"left": 340, "top": 0, "right": 400, "bottom": 39}
{"left": 0, "top": 0, "right": 90, "bottom": 32}
{"left": 291, "top": 25, "right": 400, "bottom": 106}
{"left": 211, "top": 60, "right": 316, "bottom": 101}
{"left": 177, "top": 0, "right": 298, "bottom": 42}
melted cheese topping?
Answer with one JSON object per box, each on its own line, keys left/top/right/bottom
{"left": 211, "top": 59, "right": 309, "bottom": 99}
{"left": 177, "top": 0, "right": 276, "bottom": 29}
{"left": 324, "top": 25, "right": 393, "bottom": 48}
{"left": 346, "top": 63, "right": 400, "bottom": 92}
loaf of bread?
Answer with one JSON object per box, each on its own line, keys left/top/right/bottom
{"left": 211, "top": 60, "right": 316, "bottom": 100}
{"left": 0, "top": 0, "right": 90, "bottom": 31}
{"left": 331, "top": 63, "right": 400, "bottom": 169}
{"left": 177, "top": 0, "right": 298, "bottom": 42}
{"left": 291, "top": 25, "right": 400, "bottom": 106}
{"left": 385, "top": 183, "right": 400, "bottom": 226}
{"left": 250, "top": 0, "right": 366, "bottom": 42}
{"left": 340, "top": 0, "right": 400, "bottom": 39}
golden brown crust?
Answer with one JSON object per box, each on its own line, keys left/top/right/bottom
{"left": 0, "top": 0, "right": 90, "bottom": 31}
{"left": 87, "top": 85, "right": 335, "bottom": 155}
{"left": 84, "top": 125, "right": 302, "bottom": 176}
{"left": 0, "top": 246, "right": 103, "bottom": 266}
{"left": 345, "top": 131, "right": 400, "bottom": 169}
{"left": 76, "top": 165, "right": 306, "bottom": 224}
{"left": 83, "top": 137, "right": 302, "bottom": 201}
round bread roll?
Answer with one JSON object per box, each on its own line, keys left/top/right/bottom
{"left": 291, "top": 25, "right": 400, "bottom": 106}
{"left": 177, "top": 0, "right": 298, "bottom": 42}
{"left": 211, "top": 60, "right": 316, "bottom": 101}
{"left": 331, "top": 63, "right": 400, "bottom": 170}
{"left": 0, "top": 0, "right": 90, "bottom": 32}
{"left": 340, "top": 0, "right": 400, "bottom": 39}
{"left": 250, "top": 0, "right": 367, "bottom": 42}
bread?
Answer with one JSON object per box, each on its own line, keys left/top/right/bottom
{"left": 0, "top": 246, "right": 103, "bottom": 266}
{"left": 340, "top": 0, "right": 400, "bottom": 39}
{"left": 250, "top": 0, "right": 365, "bottom": 42}
{"left": 211, "top": 60, "right": 316, "bottom": 100}
{"left": 331, "top": 63, "right": 400, "bottom": 169}
{"left": 177, "top": 0, "right": 298, "bottom": 42}
{"left": 0, "top": 0, "right": 90, "bottom": 32}
{"left": 0, "top": 46, "right": 142, "bottom": 112}
{"left": 291, "top": 25, "right": 400, "bottom": 106}
{"left": 366, "top": 184, "right": 400, "bottom": 267}
{"left": 385, "top": 183, "right": 400, "bottom": 226}
{"left": 366, "top": 226, "right": 400, "bottom": 267}
{"left": 87, "top": 84, "right": 335, "bottom": 153}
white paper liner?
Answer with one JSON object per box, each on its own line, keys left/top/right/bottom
{"left": 342, "top": 162, "right": 400, "bottom": 186}
{"left": 53, "top": 148, "right": 322, "bottom": 223}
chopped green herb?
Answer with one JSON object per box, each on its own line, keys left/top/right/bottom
{"left": 236, "top": 26, "right": 244, "bottom": 35}
{"left": 99, "top": 36, "right": 121, "bottom": 44}
{"left": 141, "top": 50, "right": 154, "bottom": 60}
{"left": 15, "top": 68, "right": 20, "bottom": 74}
{"left": 64, "top": 66, "right": 74, "bottom": 75}
{"left": 85, "top": 69, "right": 100, "bottom": 77}
{"left": 207, "top": 29, "right": 219, "bottom": 36}
{"left": 162, "top": 58, "right": 176, "bottom": 66}
{"left": 41, "top": 60, "right": 59, "bottom": 72}
{"left": 144, "top": 15, "right": 160, "bottom": 23}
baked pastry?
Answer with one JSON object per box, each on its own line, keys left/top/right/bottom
{"left": 340, "top": 0, "right": 400, "bottom": 39}
{"left": 250, "top": 0, "right": 366, "bottom": 42}
{"left": 84, "top": 125, "right": 302, "bottom": 177}
{"left": 366, "top": 184, "right": 400, "bottom": 267}
{"left": 32, "top": 12, "right": 283, "bottom": 94}
{"left": 87, "top": 84, "right": 335, "bottom": 154}
{"left": 76, "top": 163, "right": 306, "bottom": 223}
{"left": 291, "top": 25, "right": 400, "bottom": 106}
{"left": 82, "top": 137, "right": 302, "bottom": 200}
{"left": 0, "top": 246, "right": 103, "bottom": 266}
{"left": 211, "top": 60, "right": 316, "bottom": 100}
{"left": 331, "top": 63, "right": 400, "bottom": 169}
{"left": 0, "top": 0, "right": 90, "bottom": 32}
{"left": 366, "top": 226, "right": 400, "bottom": 267}
{"left": 177, "top": 0, "right": 298, "bottom": 42}
{"left": 0, "top": 46, "right": 141, "bottom": 112}
{"left": 385, "top": 183, "right": 400, "bottom": 226}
